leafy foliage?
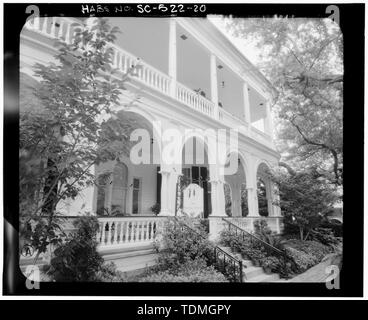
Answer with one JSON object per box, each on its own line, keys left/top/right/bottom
{"left": 283, "top": 239, "right": 332, "bottom": 273}
{"left": 20, "top": 18, "right": 137, "bottom": 258}
{"left": 154, "top": 218, "right": 215, "bottom": 270}
{"left": 47, "top": 216, "right": 124, "bottom": 282}
{"left": 137, "top": 259, "right": 227, "bottom": 282}
{"left": 224, "top": 17, "right": 343, "bottom": 186}
{"left": 273, "top": 169, "right": 339, "bottom": 240}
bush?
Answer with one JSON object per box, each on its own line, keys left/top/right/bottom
{"left": 94, "top": 262, "right": 127, "bottom": 282}
{"left": 309, "top": 228, "right": 341, "bottom": 248}
{"left": 283, "top": 239, "right": 332, "bottom": 273}
{"left": 138, "top": 259, "right": 227, "bottom": 282}
{"left": 154, "top": 218, "right": 215, "bottom": 270}
{"left": 47, "top": 216, "right": 123, "bottom": 282}
{"left": 259, "top": 256, "right": 280, "bottom": 272}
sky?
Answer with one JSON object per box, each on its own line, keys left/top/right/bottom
{"left": 208, "top": 15, "right": 261, "bottom": 66}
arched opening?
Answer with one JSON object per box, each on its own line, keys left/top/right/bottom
{"left": 256, "top": 162, "right": 272, "bottom": 217}
{"left": 223, "top": 153, "right": 248, "bottom": 217}
{"left": 176, "top": 136, "right": 211, "bottom": 218}
{"left": 257, "top": 178, "right": 268, "bottom": 217}
{"left": 95, "top": 110, "right": 160, "bottom": 216}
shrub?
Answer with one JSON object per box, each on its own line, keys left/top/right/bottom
{"left": 154, "top": 218, "right": 215, "bottom": 271}
{"left": 94, "top": 262, "right": 127, "bottom": 282}
{"left": 47, "top": 216, "right": 103, "bottom": 281}
{"left": 283, "top": 239, "right": 332, "bottom": 273}
{"left": 138, "top": 259, "right": 227, "bottom": 282}
{"left": 309, "top": 228, "right": 341, "bottom": 248}
{"left": 259, "top": 256, "right": 280, "bottom": 272}
{"left": 47, "top": 216, "right": 123, "bottom": 282}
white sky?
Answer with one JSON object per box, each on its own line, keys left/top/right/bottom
{"left": 208, "top": 15, "right": 261, "bottom": 66}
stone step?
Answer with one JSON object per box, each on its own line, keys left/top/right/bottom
{"left": 242, "top": 266, "right": 265, "bottom": 279}
{"left": 243, "top": 273, "right": 280, "bottom": 282}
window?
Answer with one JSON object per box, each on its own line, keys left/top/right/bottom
{"left": 132, "top": 177, "right": 141, "bottom": 214}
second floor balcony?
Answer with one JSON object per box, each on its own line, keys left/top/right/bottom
{"left": 22, "top": 16, "right": 275, "bottom": 149}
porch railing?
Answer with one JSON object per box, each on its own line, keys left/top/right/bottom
{"left": 23, "top": 16, "right": 276, "bottom": 149}
{"left": 174, "top": 217, "right": 243, "bottom": 282}
{"left": 97, "top": 216, "right": 165, "bottom": 248}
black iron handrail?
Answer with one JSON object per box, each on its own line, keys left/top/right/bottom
{"left": 222, "top": 218, "right": 286, "bottom": 258}
{"left": 173, "top": 217, "right": 243, "bottom": 282}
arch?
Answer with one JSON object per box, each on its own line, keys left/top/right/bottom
{"left": 256, "top": 160, "right": 274, "bottom": 217}
{"left": 176, "top": 135, "right": 212, "bottom": 218}
{"left": 223, "top": 149, "right": 249, "bottom": 217}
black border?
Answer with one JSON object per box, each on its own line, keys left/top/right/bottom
{"left": 3, "top": 3, "right": 364, "bottom": 297}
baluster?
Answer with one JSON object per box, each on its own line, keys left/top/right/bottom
{"left": 33, "top": 16, "right": 41, "bottom": 30}
{"left": 106, "top": 221, "right": 111, "bottom": 246}
{"left": 134, "top": 221, "right": 139, "bottom": 242}
{"left": 96, "top": 222, "right": 102, "bottom": 244}
{"left": 50, "top": 18, "right": 57, "bottom": 37}
{"left": 41, "top": 17, "right": 49, "bottom": 34}
{"left": 64, "top": 23, "right": 71, "bottom": 44}
{"left": 112, "top": 222, "right": 117, "bottom": 244}
{"left": 57, "top": 21, "right": 64, "bottom": 39}
{"left": 143, "top": 221, "right": 147, "bottom": 241}
{"left": 148, "top": 222, "right": 152, "bottom": 239}
{"left": 119, "top": 221, "right": 125, "bottom": 244}
{"left": 127, "top": 222, "right": 132, "bottom": 242}
{"left": 136, "top": 221, "right": 141, "bottom": 241}
{"left": 101, "top": 222, "right": 107, "bottom": 245}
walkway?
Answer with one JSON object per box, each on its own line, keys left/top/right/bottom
{"left": 287, "top": 253, "right": 342, "bottom": 282}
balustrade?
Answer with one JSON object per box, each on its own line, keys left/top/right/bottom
{"left": 97, "top": 217, "right": 164, "bottom": 248}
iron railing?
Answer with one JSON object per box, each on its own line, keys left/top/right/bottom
{"left": 222, "top": 218, "right": 290, "bottom": 266}
{"left": 173, "top": 217, "right": 243, "bottom": 282}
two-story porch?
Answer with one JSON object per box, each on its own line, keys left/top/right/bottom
{"left": 20, "top": 16, "right": 283, "bottom": 255}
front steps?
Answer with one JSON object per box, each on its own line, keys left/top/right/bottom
{"left": 220, "top": 247, "right": 280, "bottom": 282}
{"left": 99, "top": 244, "right": 158, "bottom": 278}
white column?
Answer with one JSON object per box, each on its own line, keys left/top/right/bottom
{"left": 210, "top": 53, "right": 219, "bottom": 120}
{"left": 159, "top": 169, "right": 178, "bottom": 216}
{"left": 209, "top": 179, "right": 226, "bottom": 216}
{"left": 168, "top": 18, "right": 177, "bottom": 97}
{"left": 264, "top": 100, "right": 273, "bottom": 137}
{"left": 243, "top": 82, "right": 251, "bottom": 124}
{"left": 159, "top": 170, "right": 170, "bottom": 216}
{"left": 246, "top": 186, "right": 259, "bottom": 217}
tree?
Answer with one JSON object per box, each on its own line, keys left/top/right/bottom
{"left": 20, "top": 17, "right": 138, "bottom": 262}
{"left": 272, "top": 169, "right": 338, "bottom": 240}
{"left": 224, "top": 17, "right": 343, "bottom": 186}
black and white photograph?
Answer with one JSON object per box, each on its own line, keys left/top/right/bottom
{"left": 2, "top": 1, "right": 364, "bottom": 302}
